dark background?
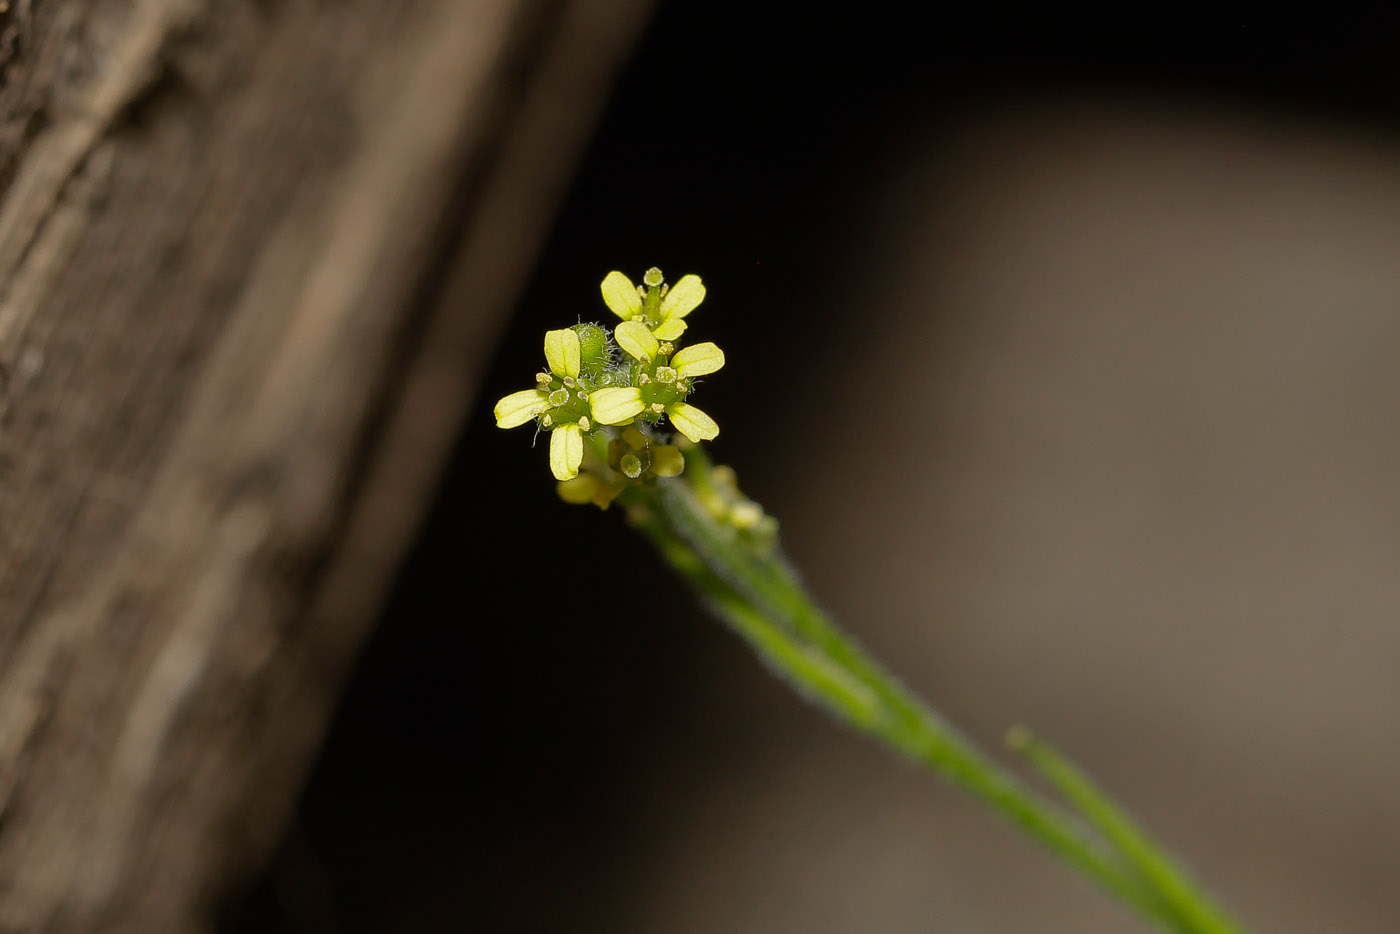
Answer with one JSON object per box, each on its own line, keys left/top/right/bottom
{"left": 231, "top": 5, "right": 1400, "bottom": 931}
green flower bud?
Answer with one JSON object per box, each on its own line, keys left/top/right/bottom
{"left": 572, "top": 322, "right": 610, "bottom": 371}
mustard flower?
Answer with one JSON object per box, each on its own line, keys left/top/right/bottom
{"left": 600, "top": 267, "right": 705, "bottom": 341}
{"left": 493, "top": 327, "right": 603, "bottom": 480}
{"left": 588, "top": 320, "right": 725, "bottom": 443}
{"left": 555, "top": 426, "right": 685, "bottom": 508}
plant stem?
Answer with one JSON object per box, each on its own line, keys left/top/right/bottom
{"left": 622, "top": 464, "right": 1243, "bottom": 934}
{"left": 1007, "top": 728, "right": 1239, "bottom": 934}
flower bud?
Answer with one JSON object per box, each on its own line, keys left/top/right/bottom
{"left": 572, "top": 322, "right": 611, "bottom": 376}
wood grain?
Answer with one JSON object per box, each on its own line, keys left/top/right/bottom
{"left": 0, "top": 1, "right": 649, "bottom": 929}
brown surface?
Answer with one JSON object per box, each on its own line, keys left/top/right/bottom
{"left": 0, "top": 1, "right": 647, "bottom": 930}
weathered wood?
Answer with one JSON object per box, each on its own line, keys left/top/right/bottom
{"left": 0, "top": 0, "right": 649, "bottom": 929}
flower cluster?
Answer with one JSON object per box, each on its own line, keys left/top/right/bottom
{"left": 494, "top": 268, "right": 726, "bottom": 493}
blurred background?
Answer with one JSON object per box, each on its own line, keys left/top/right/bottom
{"left": 233, "top": 5, "right": 1400, "bottom": 931}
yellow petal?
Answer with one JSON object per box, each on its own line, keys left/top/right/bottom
{"left": 494, "top": 389, "right": 547, "bottom": 429}
{"left": 589, "top": 387, "right": 645, "bottom": 425}
{"left": 653, "top": 318, "right": 688, "bottom": 341}
{"left": 600, "top": 271, "right": 642, "bottom": 320}
{"left": 543, "top": 328, "right": 581, "bottom": 378}
{"left": 659, "top": 274, "right": 705, "bottom": 321}
{"left": 651, "top": 445, "right": 685, "bottom": 477}
{"left": 549, "top": 423, "right": 584, "bottom": 480}
{"left": 668, "top": 402, "right": 719, "bottom": 442}
{"left": 671, "top": 342, "right": 725, "bottom": 377}
{"left": 557, "top": 474, "right": 600, "bottom": 504}
{"left": 614, "top": 320, "right": 659, "bottom": 362}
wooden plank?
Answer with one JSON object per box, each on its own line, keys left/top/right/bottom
{"left": 0, "top": 1, "right": 649, "bottom": 929}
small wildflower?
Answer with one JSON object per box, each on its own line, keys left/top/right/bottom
{"left": 493, "top": 327, "right": 602, "bottom": 480}
{"left": 588, "top": 320, "right": 724, "bottom": 442}
{"left": 499, "top": 269, "right": 724, "bottom": 485}
{"left": 554, "top": 426, "right": 683, "bottom": 509}
{"left": 600, "top": 268, "right": 706, "bottom": 340}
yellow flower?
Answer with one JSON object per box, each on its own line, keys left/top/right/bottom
{"left": 493, "top": 327, "right": 596, "bottom": 480}
{"left": 555, "top": 426, "right": 685, "bottom": 508}
{"left": 600, "top": 267, "right": 706, "bottom": 340}
{"left": 588, "top": 320, "right": 724, "bottom": 443}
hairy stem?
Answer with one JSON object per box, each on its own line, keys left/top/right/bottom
{"left": 621, "top": 462, "right": 1243, "bottom": 934}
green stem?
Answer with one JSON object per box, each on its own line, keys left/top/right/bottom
{"left": 624, "top": 467, "right": 1243, "bottom": 934}
{"left": 1007, "top": 728, "right": 1239, "bottom": 934}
